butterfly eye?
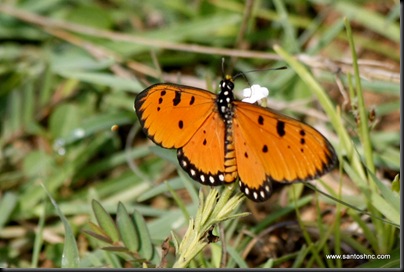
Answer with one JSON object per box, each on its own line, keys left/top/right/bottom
{"left": 220, "top": 79, "right": 234, "bottom": 91}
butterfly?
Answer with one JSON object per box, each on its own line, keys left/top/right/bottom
{"left": 134, "top": 74, "right": 337, "bottom": 202}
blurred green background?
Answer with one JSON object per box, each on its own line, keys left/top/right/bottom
{"left": 0, "top": 0, "right": 400, "bottom": 269}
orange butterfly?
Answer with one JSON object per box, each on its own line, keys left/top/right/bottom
{"left": 134, "top": 74, "right": 337, "bottom": 202}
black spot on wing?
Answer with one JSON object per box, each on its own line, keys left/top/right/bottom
{"left": 276, "top": 120, "right": 285, "bottom": 137}
{"left": 173, "top": 91, "right": 181, "bottom": 106}
{"left": 190, "top": 96, "right": 195, "bottom": 105}
{"left": 258, "top": 115, "right": 264, "bottom": 125}
{"left": 299, "top": 129, "right": 306, "bottom": 145}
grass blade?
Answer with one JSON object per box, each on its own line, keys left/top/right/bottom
{"left": 42, "top": 184, "right": 80, "bottom": 268}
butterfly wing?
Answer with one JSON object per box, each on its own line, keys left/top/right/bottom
{"left": 178, "top": 109, "right": 235, "bottom": 186}
{"left": 233, "top": 101, "right": 337, "bottom": 201}
{"left": 135, "top": 83, "right": 235, "bottom": 186}
{"left": 135, "top": 83, "right": 216, "bottom": 148}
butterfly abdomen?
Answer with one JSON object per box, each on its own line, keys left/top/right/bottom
{"left": 217, "top": 78, "right": 238, "bottom": 183}
{"left": 223, "top": 121, "right": 238, "bottom": 183}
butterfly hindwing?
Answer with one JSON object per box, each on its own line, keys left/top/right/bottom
{"left": 135, "top": 83, "right": 217, "bottom": 149}
{"left": 177, "top": 110, "right": 233, "bottom": 186}
{"left": 233, "top": 101, "right": 337, "bottom": 201}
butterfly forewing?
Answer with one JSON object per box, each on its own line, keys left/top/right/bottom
{"left": 135, "top": 83, "right": 216, "bottom": 148}
{"left": 233, "top": 101, "right": 337, "bottom": 201}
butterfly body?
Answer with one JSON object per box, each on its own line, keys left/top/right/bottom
{"left": 135, "top": 77, "right": 337, "bottom": 201}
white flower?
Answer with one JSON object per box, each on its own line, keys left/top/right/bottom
{"left": 241, "top": 84, "right": 269, "bottom": 103}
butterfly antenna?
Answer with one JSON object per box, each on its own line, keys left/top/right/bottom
{"left": 233, "top": 65, "right": 287, "bottom": 80}
{"left": 221, "top": 57, "right": 226, "bottom": 80}
{"left": 235, "top": 66, "right": 288, "bottom": 77}
{"left": 233, "top": 71, "right": 252, "bottom": 87}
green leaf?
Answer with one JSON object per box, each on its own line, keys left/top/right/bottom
{"left": 55, "top": 70, "right": 142, "bottom": 92}
{"left": 368, "top": 171, "right": 399, "bottom": 214}
{"left": 170, "top": 231, "right": 181, "bottom": 254}
{"left": 66, "top": 5, "right": 113, "bottom": 29}
{"left": 116, "top": 202, "right": 139, "bottom": 253}
{"left": 369, "top": 192, "right": 399, "bottom": 226}
{"left": 42, "top": 185, "right": 79, "bottom": 268}
{"left": 227, "top": 246, "right": 248, "bottom": 268}
{"left": 49, "top": 103, "right": 81, "bottom": 139}
{"left": 0, "top": 192, "right": 17, "bottom": 229}
{"left": 132, "top": 209, "right": 154, "bottom": 260}
{"left": 22, "top": 150, "right": 54, "bottom": 178}
{"left": 136, "top": 177, "right": 184, "bottom": 202}
{"left": 84, "top": 222, "right": 113, "bottom": 244}
{"left": 91, "top": 200, "right": 120, "bottom": 243}
{"left": 84, "top": 229, "right": 113, "bottom": 244}
{"left": 391, "top": 174, "right": 400, "bottom": 193}
{"left": 335, "top": 1, "right": 399, "bottom": 42}
{"left": 292, "top": 244, "right": 310, "bottom": 268}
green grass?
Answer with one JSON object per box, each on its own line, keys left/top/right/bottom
{"left": 0, "top": 0, "right": 400, "bottom": 268}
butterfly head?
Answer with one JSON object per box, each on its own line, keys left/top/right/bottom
{"left": 220, "top": 75, "right": 235, "bottom": 92}
{"left": 217, "top": 75, "right": 236, "bottom": 120}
